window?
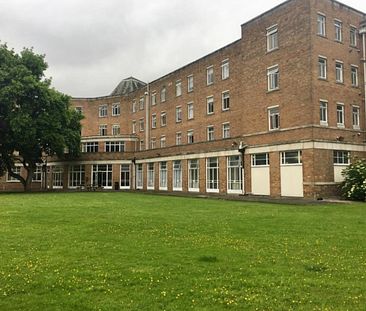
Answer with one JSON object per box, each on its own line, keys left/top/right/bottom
{"left": 187, "top": 130, "right": 194, "bottom": 144}
{"left": 120, "top": 164, "right": 130, "bottom": 189}
{"left": 139, "top": 97, "right": 144, "bottom": 110}
{"left": 161, "top": 87, "right": 166, "bottom": 102}
{"left": 151, "top": 92, "right": 157, "bottom": 106}
{"left": 173, "top": 160, "right": 182, "bottom": 191}
{"left": 112, "top": 124, "right": 120, "bottom": 136}
{"left": 187, "top": 102, "right": 194, "bottom": 120}
{"left": 161, "top": 112, "right": 167, "bottom": 127}
{"left": 334, "top": 20, "right": 342, "bottom": 42}
{"left": 336, "top": 103, "right": 345, "bottom": 127}
{"left": 333, "top": 151, "right": 350, "bottom": 164}
{"left": 252, "top": 153, "right": 269, "bottom": 166}
{"left": 335, "top": 62, "right": 343, "bottom": 83}
{"left": 160, "top": 136, "right": 166, "bottom": 148}
{"left": 136, "top": 164, "right": 143, "bottom": 189}
{"left": 52, "top": 166, "right": 63, "bottom": 188}
{"left": 99, "top": 105, "right": 107, "bottom": 117}
{"left": 207, "top": 126, "right": 214, "bottom": 141}
{"left": 159, "top": 162, "right": 167, "bottom": 190}
{"left": 206, "top": 157, "right": 219, "bottom": 192}
{"left": 139, "top": 118, "right": 144, "bottom": 132}
{"left": 105, "top": 141, "right": 125, "bottom": 152}
{"left": 82, "top": 142, "right": 99, "bottom": 153}
{"left": 207, "top": 96, "right": 214, "bottom": 114}
{"left": 268, "top": 106, "right": 280, "bottom": 130}
{"left": 187, "top": 75, "right": 194, "bottom": 92}
{"left": 221, "top": 60, "right": 229, "bottom": 80}
{"left": 150, "top": 138, "right": 156, "bottom": 149}
{"left": 151, "top": 114, "right": 157, "bottom": 129}
{"left": 222, "top": 123, "right": 230, "bottom": 139}
{"left": 92, "top": 164, "right": 112, "bottom": 189}
{"left": 350, "top": 26, "right": 357, "bottom": 47}
{"left": 176, "top": 132, "right": 182, "bottom": 145}
{"left": 176, "top": 80, "right": 182, "bottom": 97}
{"left": 267, "top": 65, "right": 279, "bottom": 91}
{"left": 318, "top": 57, "right": 327, "bottom": 79}
{"left": 112, "top": 103, "right": 120, "bottom": 116}
{"left": 132, "top": 121, "right": 136, "bottom": 134}
{"left": 147, "top": 163, "right": 154, "bottom": 189}
{"left": 139, "top": 140, "right": 144, "bottom": 151}
{"left": 132, "top": 100, "right": 137, "bottom": 113}
{"left": 176, "top": 106, "right": 182, "bottom": 123}
{"left": 99, "top": 125, "right": 107, "bottom": 136}
{"left": 281, "top": 151, "right": 302, "bottom": 165}
{"left": 266, "top": 25, "right": 278, "bottom": 51}
{"left": 222, "top": 91, "right": 230, "bottom": 111}
{"left": 227, "top": 156, "right": 242, "bottom": 193}
{"left": 188, "top": 159, "right": 199, "bottom": 192}
{"left": 352, "top": 106, "right": 360, "bottom": 129}
{"left": 69, "top": 165, "right": 85, "bottom": 188}
{"left": 75, "top": 107, "right": 83, "bottom": 114}
{"left": 351, "top": 66, "right": 358, "bottom": 87}
{"left": 317, "top": 14, "right": 326, "bottom": 36}
{"left": 7, "top": 167, "right": 21, "bottom": 182}
{"left": 320, "top": 100, "right": 328, "bottom": 125}
{"left": 207, "top": 66, "right": 214, "bottom": 85}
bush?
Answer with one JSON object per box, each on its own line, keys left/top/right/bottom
{"left": 341, "top": 159, "right": 366, "bottom": 201}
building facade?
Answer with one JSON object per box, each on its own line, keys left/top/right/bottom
{"left": 2, "top": 0, "right": 366, "bottom": 198}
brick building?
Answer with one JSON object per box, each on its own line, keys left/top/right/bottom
{"left": 2, "top": 0, "right": 366, "bottom": 198}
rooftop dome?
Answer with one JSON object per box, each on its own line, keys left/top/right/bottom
{"left": 110, "top": 77, "right": 146, "bottom": 96}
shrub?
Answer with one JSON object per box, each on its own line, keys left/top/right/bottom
{"left": 341, "top": 159, "right": 366, "bottom": 201}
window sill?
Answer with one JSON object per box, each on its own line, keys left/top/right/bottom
{"left": 222, "top": 108, "right": 230, "bottom": 112}
{"left": 320, "top": 122, "right": 328, "bottom": 127}
{"left": 334, "top": 40, "right": 343, "bottom": 44}
{"left": 353, "top": 126, "right": 360, "bottom": 130}
{"left": 318, "top": 77, "right": 328, "bottom": 81}
{"left": 316, "top": 34, "right": 327, "bottom": 38}
{"left": 337, "top": 124, "right": 345, "bottom": 129}
{"left": 335, "top": 81, "right": 344, "bottom": 85}
{"left": 267, "top": 88, "right": 280, "bottom": 94}
{"left": 266, "top": 47, "right": 279, "bottom": 54}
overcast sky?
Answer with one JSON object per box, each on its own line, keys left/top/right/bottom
{"left": 1, "top": 0, "right": 364, "bottom": 97}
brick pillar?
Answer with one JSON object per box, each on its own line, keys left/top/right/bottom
{"left": 270, "top": 152, "right": 281, "bottom": 197}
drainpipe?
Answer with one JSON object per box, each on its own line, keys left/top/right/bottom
{"left": 360, "top": 21, "right": 366, "bottom": 129}
{"left": 145, "top": 83, "right": 150, "bottom": 150}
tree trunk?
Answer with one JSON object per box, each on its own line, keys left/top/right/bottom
{"left": 23, "top": 166, "right": 35, "bottom": 192}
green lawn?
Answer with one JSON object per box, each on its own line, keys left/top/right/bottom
{"left": 0, "top": 193, "right": 365, "bottom": 310}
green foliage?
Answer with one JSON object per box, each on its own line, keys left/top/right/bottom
{"left": 0, "top": 192, "right": 366, "bottom": 310}
{"left": 0, "top": 43, "right": 82, "bottom": 190}
{"left": 341, "top": 159, "right": 366, "bottom": 201}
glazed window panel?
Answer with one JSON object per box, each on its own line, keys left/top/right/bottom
{"left": 333, "top": 151, "right": 350, "bottom": 164}
{"left": 221, "top": 60, "right": 229, "bottom": 80}
{"left": 173, "top": 160, "right": 182, "bottom": 190}
{"left": 267, "top": 65, "right": 279, "bottom": 91}
{"left": 188, "top": 159, "right": 199, "bottom": 191}
{"left": 120, "top": 164, "right": 130, "bottom": 188}
{"left": 266, "top": 25, "right": 278, "bottom": 51}
{"left": 227, "top": 156, "right": 242, "bottom": 192}
{"left": 317, "top": 14, "right": 326, "bottom": 36}
{"left": 206, "top": 157, "right": 219, "bottom": 191}
{"left": 147, "top": 163, "right": 154, "bottom": 189}
{"left": 281, "top": 151, "right": 302, "bottom": 165}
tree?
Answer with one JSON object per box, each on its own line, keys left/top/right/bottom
{"left": 0, "top": 44, "right": 82, "bottom": 191}
{"left": 341, "top": 159, "right": 366, "bottom": 201}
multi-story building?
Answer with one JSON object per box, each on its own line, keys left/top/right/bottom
{"left": 2, "top": 0, "right": 366, "bottom": 199}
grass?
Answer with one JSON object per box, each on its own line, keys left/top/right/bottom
{"left": 0, "top": 192, "right": 365, "bottom": 310}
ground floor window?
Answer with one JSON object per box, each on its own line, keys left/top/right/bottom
{"left": 188, "top": 159, "right": 199, "bottom": 192}
{"left": 92, "top": 164, "right": 112, "bottom": 189}
{"left": 333, "top": 151, "right": 350, "bottom": 164}
{"left": 173, "top": 160, "right": 182, "bottom": 191}
{"left": 147, "top": 163, "right": 154, "bottom": 189}
{"left": 136, "top": 164, "right": 143, "bottom": 189}
{"left": 281, "top": 151, "right": 302, "bottom": 165}
{"left": 206, "top": 157, "right": 219, "bottom": 192}
{"left": 252, "top": 153, "right": 269, "bottom": 166}
{"left": 227, "top": 156, "right": 242, "bottom": 193}
{"left": 69, "top": 165, "right": 85, "bottom": 188}
{"left": 7, "top": 167, "right": 21, "bottom": 182}
{"left": 120, "top": 164, "right": 130, "bottom": 189}
{"left": 52, "top": 166, "right": 64, "bottom": 188}
{"left": 160, "top": 162, "right": 167, "bottom": 190}
{"left": 32, "top": 166, "right": 42, "bottom": 182}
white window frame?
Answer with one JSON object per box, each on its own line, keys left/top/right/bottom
{"left": 92, "top": 164, "right": 113, "bottom": 189}
{"left": 136, "top": 164, "right": 143, "bottom": 189}
{"left": 319, "top": 100, "right": 328, "bottom": 126}
{"left": 161, "top": 112, "right": 167, "bottom": 127}
{"left": 173, "top": 160, "right": 182, "bottom": 191}
{"left": 267, "top": 65, "right": 279, "bottom": 91}
{"left": 161, "top": 87, "right": 166, "bottom": 103}
{"left": 160, "top": 135, "right": 166, "bottom": 148}
{"left": 222, "top": 91, "right": 230, "bottom": 111}
{"left": 176, "top": 132, "right": 182, "bottom": 145}
{"left": 175, "top": 106, "right": 182, "bottom": 123}
{"left": 352, "top": 105, "right": 360, "bottom": 129}
{"left": 266, "top": 25, "right": 278, "bottom": 52}
{"left": 222, "top": 122, "right": 230, "bottom": 139}
{"left": 7, "top": 166, "right": 21, "bottom": 182}
{"left": 207, "top": 66, "right": 214, "bottom": 85}
{"left": 139, "top": 140, "right": 144, "bottom": 151}
{"left": 252, "top": 153, "right": 270, "bottom": 167}
{"left": 350, "top": 26, "right": 357, "bottom": 47}
{"left": 351, "top": 65, "right": 358, "bottom": 87}
{"left": 227, "top": 156, "right": 242, "bottom": 194}
{"left": 139, "top": 97, "right": 144, "bottom": 110}
{"left": 221, "top": 60, "right": 229, "bottom": 80}
{"left": 159, "top": 162, "right": 167, "bottom": 190}
{"left": 188, "top": 159, "right": 199, "bottom": 192}
{"left": 175, "top": 80, "right": 182, "bottom": 97}
{"left": 132, "top": 101, "right": 137, "bottom": 113}
{"left": 335, "top": 61, "right": 344, "bottom": 83}
{"left": 112, "top": 103, "right": 120, "bottom": 116}
{"left": 52, "top": 166, "right": 64, "bottom": 189}
{"left": 334, "top": 19, "right": 342, "bottom": 42}
{"left": 268, "top": 106, "right": 280, "bottom": 130}
{"left": 112, "top": 124, "right": 120, "bottom": 136}
{"left": 150, "top": 138, "right": 156, "bottom": 150}
{"left": 68, "top": 165, "right": 85, "bottom": 188}
{"left": 318, "top": 56, "right": 327, "bottom": 79}
{"left": 281, "top": 151, "right": 302, "bottom": 166}
{"left": 139, "top": 118, "right": 144, "bottom": 132}
{"left": 187, "top": 102, "right": 194, "bottom": 120}
{"left": 132, "top": 121, "right": 136, "bottom": 134}
{"left": 120, "top": 164, "right": 130, "bottom": 189}
{"left": 206, "top": 157, "right": 219, "bottom": 193}
{"left": 317, "top": 13, "right": 326, "bottom": 36}
{"left": 336, "top": 103, "right": 345, "bottom": 128}
{"left": 151, "top": 113, "right": 157, "bottom": 129}
{"left": 207, "top": 96, "right": 214, "bottom": 115}
{"left": 207, "top": 126, "right": 214, "bottom": 141}
{"left": 151, "top": 92, "right": 157, "bottom": 106}
{"left": 105, "top": 141, "right": 125, "bottom": 153}
{"left": 147, "top": 163, "right": 155, "bottom": 190}
{"left": 99, "top": 105, "right": 108, "bottom": 118}
{"left": 187, "top": 130, "right": 194, "bottom": 144}
{"left": 99, "top": 124, "right": 107, "bottom": 136}
{"left": 187, "top": 75, "right": 194, "bottom": 92}
{"left": 333, "top": 151, "right": 350, "bottom": 165}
